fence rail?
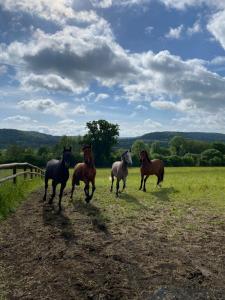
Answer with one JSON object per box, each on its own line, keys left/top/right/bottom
{"left": 0, "top": 162, "right": 45, "bottom": 184}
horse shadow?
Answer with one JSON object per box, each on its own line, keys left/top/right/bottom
{"left": 150, "top": 187, "right": 179, "bottom": 202}
{"left": 42, "top": 203, "right": 76, "bottom": 244}
{"left": 119, "top": 193, "right": 147, "bottom": 209}
{"left": 72, "top": 200, "right": 109, "bottom": 235}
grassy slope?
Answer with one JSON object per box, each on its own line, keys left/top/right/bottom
{"left": 0, "top": 176, "right": 43, "bottom": 220}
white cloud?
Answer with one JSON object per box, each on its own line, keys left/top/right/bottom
{"left": 159, "top": 0, "right": 225, "bottom": 10}
{"left": 0, "top": 65, "right": 7, "bottom": 76}
{"left": 145, "top": 26, "right": 154, "bottom": 35}
{"left": 72, "top": 104, "right": 87, "bottom": 115}
{"left": 3, "top": 115, "right": 33, "bottom": 122}
{"left": 18, "top": 98, "right": 68, "bottom": 116}
{"left": 151, "top": 98, "right": 195, "bottom": 112}
{"left": 165, "top": 25, "right": 184, "bottom": 39}
{"left": 120, "top": 118, "right": 162, "bottom": 136}
{"left": 0, "top": 0, "right": 99, "bottom": 25}
{"left": 20, "top": 73, "right": 87, "bottom": 93}
{"left": 136, "top": 104, "right": 148, "bottom": 110}
{"left": 187, "top": 20, "right": 202, "bottom": 36}
{"left": 207, "top": 10, "right": 225, "bottom": 50}
{"left": 95, "top": 93, "right": 109, "bottom": 102}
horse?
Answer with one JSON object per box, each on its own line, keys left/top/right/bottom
{"left": 139, "top": 150, "right": 164, "bottom": 192}
{"left": 110, "top": 150, "right": 132, "bottom": 197}
{"left": 70, "top": 145, "right": 96, "bottom": 203}
{"left": 43, "top": 147, "right": 72, "bottom": 212}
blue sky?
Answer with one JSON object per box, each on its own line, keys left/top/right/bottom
{"left": 1, "top": 0, "right": 225, "bottom": 137}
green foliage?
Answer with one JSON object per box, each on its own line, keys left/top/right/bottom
{"left": 83, "top": 120, "right": 119, "bottom": 166}
{"left": 212, "top": 142, "right": 225, "bottom": 154}
{"left": 169, "top": 136, "right": 186, "bottom": 156}
{"left": 131, "top": 140, "right": 149, "bottom": 166}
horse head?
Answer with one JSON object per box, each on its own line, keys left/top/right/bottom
{"left": 82, "top": 144, "right": 94, "bottom": 166}
{"left": 121, "top": 149, "right": 132, "bottom": 165}
{"left": 62, "top": 147, "right": 72, "bottom": 168}
{"left": 140, "top": 150, "right": 151, "bottom": 163}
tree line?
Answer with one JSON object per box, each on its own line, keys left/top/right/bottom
{"left": 1, "top": 120, "right": 225, "bottom": 167}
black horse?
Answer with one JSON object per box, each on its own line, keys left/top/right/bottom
{"left": 43, "top": 147, "right": 72, "bottom": 212}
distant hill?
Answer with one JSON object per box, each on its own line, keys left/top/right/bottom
{"left": 117, "top": 131, "right": 225, "bottom": 149}
{"left": 1, "top": 129, "right": 225, "bottom": 149}
{"left": 0, "top": 129, "right": 60, "bottom": 149}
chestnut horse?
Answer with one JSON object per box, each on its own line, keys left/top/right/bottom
{"left": 70, "top": 145, "right": 96, "bottom": 203}
{"left": 139, "top": 150, "right": 164, "bottom": 192}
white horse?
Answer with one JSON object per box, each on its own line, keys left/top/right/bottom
{"left": 110, "top": 150, "right": 132, "bottom": 197}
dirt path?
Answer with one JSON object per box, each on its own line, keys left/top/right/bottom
{"left": 0, "top": 189, "right": 225, "bottom": 299}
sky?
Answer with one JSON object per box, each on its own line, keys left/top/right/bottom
{"left": 1, "top": 0, "right": 225, "bottom": 137}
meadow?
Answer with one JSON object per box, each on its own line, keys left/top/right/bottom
{"left": 0, "top": 167, "right": 225, "bottom": 298}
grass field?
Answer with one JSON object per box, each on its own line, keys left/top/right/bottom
{"left": 71, "top": 167, "right": 225, "bottom": 224}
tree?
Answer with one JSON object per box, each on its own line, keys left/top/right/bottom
{"left": 132, "top": 140, "right": 148, "bottom": 157}
{"left": 212, "top": 142, "right": 225, "bottom": 154}
{"left": 200, "top": 148, "right": 223, "bottom": 166}
{"left": 83, "top": 120, "right": 119, "bottom": 166}
{"left": 169, "top": 136, "right": 186, "bottom": 156}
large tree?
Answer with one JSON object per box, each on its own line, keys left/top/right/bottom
{"left": 83, "top": 120, "right": 119, "bottom": 166}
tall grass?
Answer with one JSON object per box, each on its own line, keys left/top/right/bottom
{"left": 0, "top": 177, "right": 43, "bottom": 220}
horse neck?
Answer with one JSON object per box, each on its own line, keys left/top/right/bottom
{"left": 85, "top": 155, "right": 95, "bottom": 168}
{"left": 60, "top": 158, "right": 67, "bottom": 169}
{"left": 121, "top": 159, "right": 128, "bottom": 170}
{"left": 142, "top": 158, "right": 151, "bottom": 167}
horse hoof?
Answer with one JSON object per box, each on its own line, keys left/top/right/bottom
{"left": 143, "top": 189, "right": 146, "bottom": 192}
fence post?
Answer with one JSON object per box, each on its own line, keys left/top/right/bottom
{"left": 13, "top": 167, "right": 17, "bottom": 184}
{"left": 24, "top": 167, "right": 27, "bottom": 179}
{"left": 30, "top": 167, "right": 33, "bottom": 179}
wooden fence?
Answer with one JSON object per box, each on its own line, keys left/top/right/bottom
{"left": 0, "top": 163, "right": 45, "bottom": 184}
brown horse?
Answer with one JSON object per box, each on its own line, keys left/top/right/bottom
{"left": 139, "top": 150, "right": 164, "bottom": 192}
{"left": 70, "top": 145, "right": 96, "bottom": 203}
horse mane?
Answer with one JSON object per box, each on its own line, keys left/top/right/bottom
{"left": 142, "top": 150, "right": 151, "bottom": 163}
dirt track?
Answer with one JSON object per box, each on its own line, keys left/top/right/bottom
{"left": 0, "top": 189, "right": 225, "bottom": 299}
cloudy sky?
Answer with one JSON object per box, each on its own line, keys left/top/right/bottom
{"left": 1, "top": 0, "right": 225, "bottom": 136}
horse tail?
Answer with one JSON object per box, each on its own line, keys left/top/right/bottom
{"left": 160, "top": 167, "right": 164, "bottom": 182}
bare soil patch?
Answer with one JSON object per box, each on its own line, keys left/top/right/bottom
{"left": 0, "top": 189, "right": 224, "bottom": 299}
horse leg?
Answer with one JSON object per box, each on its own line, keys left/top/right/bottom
{"left": 116, "top": 178, "right": 120, "bottom": 197}
{"left": 84, "top": 181, "right": 90, "bottom": 203}
{"left": 139, "top": 175, "right": 144, "bottom": 190}
{"left": 43, "top": 177, "right": 48, "bottom": 201}
{"left": 157, "top": 175, "right": 161, "bottom": 187}
{"left": 58, "top": 182, "right": 66, "bottom": 213}
{"left": 70, "top": 177, "right": 76, "bottom": 200}
{"left": 110, "top": 172, "right": 114, "bottom": 192}
{"left": 143, "top": 175, "right": 149, "bottom": 192}
{"left": 122, "top": 178, "right": 126, "bottom": 192}
{"left": 48, "top": 180, "right": 56, "bottom": 204}
{"left": 89, "top": 179, "right": 96, "bottom": 201}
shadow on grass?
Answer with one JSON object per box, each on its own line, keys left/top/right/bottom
{"left": 119, "top": 193, "right": 147, "bottom": 209}
{"left": 150, "top": 187, "right": 179, "bottom": 202}
{"left": 42, "top": 203, "right": 76, "bottom": 244}
{"left": 72, "top": 200, "right": 109, "bottom": 234}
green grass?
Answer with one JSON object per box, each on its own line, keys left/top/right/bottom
{"left": 69, "top": 167, "right": 225, "bottom": 235}
{"left": 0, "top": 176, "right": 43, "bottom": 220}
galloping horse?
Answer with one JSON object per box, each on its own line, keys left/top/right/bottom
{"left": 110, "top": 150, "right": 132, "bottom": 197}
{"left": 70, "top": 145, "right": 96, "bottom": 203}
{"left": 139, "top": 150, "right": 164, "bottom": 192}
{"left": 43, "top": 147, "right": 72, "bottom": 212}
